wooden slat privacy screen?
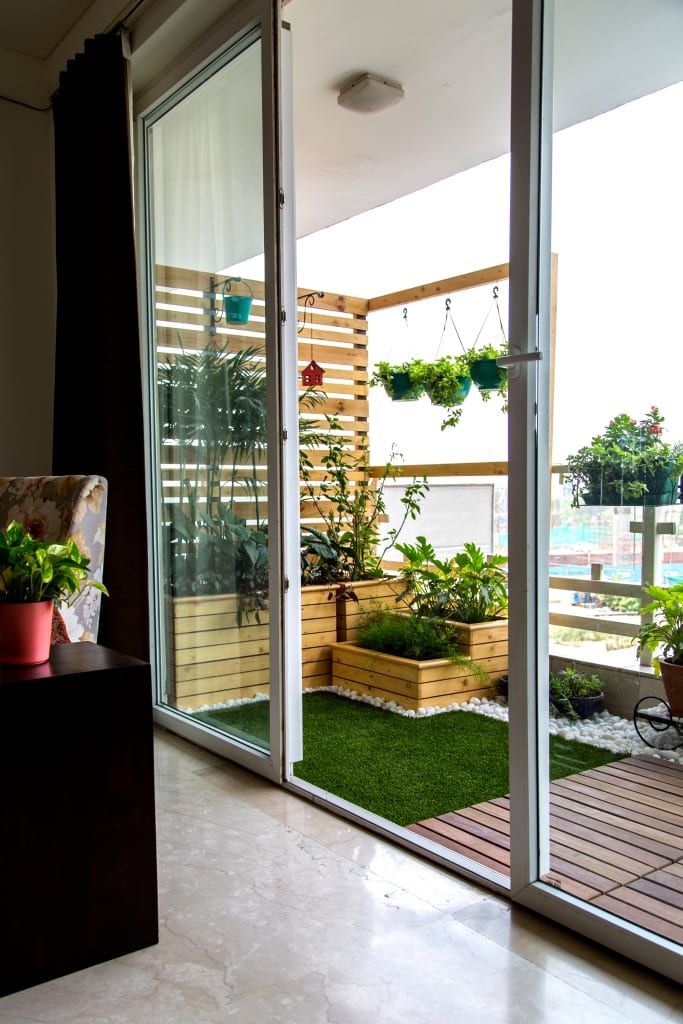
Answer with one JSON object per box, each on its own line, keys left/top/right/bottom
{"left": 154, "top": 265, "right": 370, "bottom": 528}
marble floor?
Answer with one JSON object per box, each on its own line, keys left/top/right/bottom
{"left": 1, "top": 729, "right": 682, "bottom": 1024}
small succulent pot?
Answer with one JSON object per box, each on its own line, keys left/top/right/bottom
{"left": 470, "top": 358, "right": 506, "bottom": 392}
{"left": 659, "top": 659, "right": 683, "bottom": 718}
{"left": 425, "top": 375, "right": 472, "bottom": 408}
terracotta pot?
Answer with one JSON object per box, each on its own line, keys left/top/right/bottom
{"left": 0, "top": 600, "right": 54, "bottom": 665}
{"left": 659, "top": 659, "right": 683, "bottom": 718}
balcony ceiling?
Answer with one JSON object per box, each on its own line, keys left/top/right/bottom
{"left": 4, "top": 0, "right": 683, "bottom": 239}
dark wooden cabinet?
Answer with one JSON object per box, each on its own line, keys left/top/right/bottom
{"left": 0, "top": 643, "right": 158, "bottom": 996}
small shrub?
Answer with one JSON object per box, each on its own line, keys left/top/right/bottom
{"left": 549, "top": 665, "right": 603, "bottom": 720}
{"left": 357, "top": 609, "right": 471, "bottom": 664}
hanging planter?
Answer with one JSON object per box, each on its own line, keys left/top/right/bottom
{"left": 566, "top": 408, "right": 683, "bottom": 508}
{"left": 369, "top": 361, "right": 426, "bottom": 401}
{"left": 422, "top": 356, "right": 472, "bottom": 408}
{"left": 221, "top": 278, "right": 254, "bottom": 325}
{"left": 470, "top": 356, "right": 507, "bottom": 392}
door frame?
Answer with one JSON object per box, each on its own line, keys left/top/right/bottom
{"left": 507, "top": 0, "right": 682, "bottom": 983}
{"left": 134, "top": 0, "right": 299, "bottom": 782}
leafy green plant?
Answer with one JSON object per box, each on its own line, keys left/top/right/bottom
{"left": 158, "top": 338, "right": 270, "bottom": 620}
{"left": 418, "top": 355, "right": 472, "bottom": 430}
{"left": 356, "top": 609, "right": 479, "bottom": 668}
{"left": 395, "top": 537, "right": 508, "bottom": 624}
{"left": 565, "top": 407, "right": 683, "bottom": 508}
{"left": 300, "top": 413, "right": 428, "bottom": 583}
{"left": 549, "top": 665, "right": 603, "bottom": 721}
{"left": 0, "top": 520, "right": 108, "bottom": 605}
{"left": 466, "top": 343, "right": 509, "bottom": 409}
{"left": 369, "top": 360, "right": 428, "bottom": 400}
{"left": 637, "top": 582, "right": 683, "bottom": 672}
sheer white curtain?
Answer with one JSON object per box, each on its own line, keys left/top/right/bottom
{"left": 152, "top": 43, "right": 264, "bottom": 273}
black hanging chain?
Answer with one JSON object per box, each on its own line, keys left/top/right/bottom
{"left": 437, "top": 297, "right": 467, "bottom": 358}
{"left": 473, "top": 284, "right": 508, "bottom": 348}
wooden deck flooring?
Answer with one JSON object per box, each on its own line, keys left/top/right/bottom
{"left": 409, "top": 755, "right": 683, "bottom": 945}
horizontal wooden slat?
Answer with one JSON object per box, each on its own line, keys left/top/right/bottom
{"left": 368, "top": 262, "right": 510, "bottom": 312}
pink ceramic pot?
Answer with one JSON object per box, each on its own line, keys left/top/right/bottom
{"left": 0, "top": 600, "right": 54, "bottom": 665}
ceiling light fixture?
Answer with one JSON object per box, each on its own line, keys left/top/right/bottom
{"left": 337, "top": 73, "right": 405, "bottom": 114}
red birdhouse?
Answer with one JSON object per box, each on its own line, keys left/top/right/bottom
{"left": 302, "top": 360, "right": 325, "bottom": 387}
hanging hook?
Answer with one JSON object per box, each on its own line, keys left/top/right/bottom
{"left": 402, "top": 306, "right": 408, "bottom": 325}
{"left": 445, "top": 298, "right": 451, "bottom": 312}
{"left": 297, "top": 290, "right": 324, "bottom": 334}
{"left": 493, "top": 286, "right": 499, "bottom": 300}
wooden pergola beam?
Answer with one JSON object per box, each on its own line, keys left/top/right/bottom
{"left": 367, "top": 261, "right": 510, "bottom": 312}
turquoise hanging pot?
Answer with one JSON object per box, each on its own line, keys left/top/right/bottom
{"left": 470, "top": 358, "right": 506, "bottom": 391}
{"left": 222, "top": 278, "right": 254, "bottom": 325}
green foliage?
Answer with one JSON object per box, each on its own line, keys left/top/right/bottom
{"left": 549, "top": 665, "right": 604, "bottom": 721}
{"left": 356, "top": 609, "right": 472, "bottom": 663}
{"left": 300, "top": 413, "right": 428, "bottom": 583}
{"left": 158, "top": 339, "right": 269, "bottom": 620}
{"left": 466, "top": 344, "right": 509, "bottom": 409}
{"left": 565, "top": 407, "right": 683, "bottom": 508}
{"left": 600, "top": 594, "right": 641, "bottom": 614}
{"left": 637, "top": 582, "right": 683, "bottom": 672}
{"left": 0, "top": 520, "right": 108, "bottom": 605}
{"left": 419, "top": 355, "right": 472, "bottom": 430}
{"left": 369, "top": 360, "right": 428, "bottom": 400}
{"left": 396, "top": 536, "right": 508, "bottom": 624}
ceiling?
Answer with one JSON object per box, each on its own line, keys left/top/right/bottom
{"left": 0, "top": 0, "right": 97, "bottom": 60}
{"left": 286, "top": 0, "right": 683, "bottom": 237}
{"left": 3, "top": 0, "right": 683, "bottom": 240}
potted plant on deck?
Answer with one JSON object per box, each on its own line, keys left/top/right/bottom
{"left": 565, "top": 407, "right": 683, "bottom": 508}
{"left": 0, "top": 520, "right": 107, "bottom": 665}
{"left": 637, "top": 582, "right": 683, "bottom": 717}
{"left": 329, "top": 607, "right": 487, "bottom": 711}
{"left": 394, "top": 536, "right": 509, "bottom": 684}
{"left": 549, "top": 664, "right": 604, "bottom": 720}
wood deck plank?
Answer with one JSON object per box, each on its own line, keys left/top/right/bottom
{"left": 549, "top": 809, "right": 674, "bottom": 865}
{"left": 408, "top": 757, "right": 683, "bottom": 947}
{"left": 592, "top": 895, "right": 683, "bottom": 945}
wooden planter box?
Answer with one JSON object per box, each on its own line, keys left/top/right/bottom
{"left": 448, "top": 617, "right": 508, "bottom": 685}
{"left": 330, "top": 641, "right": 497, "bottom": 711}
{"left": 168, "top": 585, "right": 337, "bottom": 711}
{"left": 335, "top": 577, "right": 405, "bottom": 642}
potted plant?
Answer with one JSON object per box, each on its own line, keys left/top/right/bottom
{"left": 549, "top": 664, "right": 604, "bottom": 720}
{"left": 467, "top": 343, "right": 508, "bottom": 402}
{"left": 395, "top": 537, "right": 509, "bottom": 682}
{"left": 0, "top": 520, "right": 107, "bottom": 665}
{"left": 419, "top": 355, "right": 472, "bottom": 429}
{"left": 565, "top": 407, "right": 683, "bottom": 508}
{"left": 369, "top": 359, "right": 427, "bottom": 401}
{"left": 637, "top": 582, "right": 683, "bottom": 717}
{"left": 330, "top": 608, "right": 488, "bottom": 711}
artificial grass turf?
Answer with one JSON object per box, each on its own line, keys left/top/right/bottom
{"left": 195, "top": 691, "right": 625, "bottom": 826}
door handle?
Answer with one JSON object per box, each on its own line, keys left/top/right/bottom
{"left": 496, "top": 348, "right": 543, "bottom": 379}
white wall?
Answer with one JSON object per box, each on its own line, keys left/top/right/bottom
{"left": 0, "top": 50, "right": 55, "bottom": 476}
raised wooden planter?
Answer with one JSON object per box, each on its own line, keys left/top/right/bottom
{"left": 330, "top": 641, "right": 496, "bottom": 710}
{"left": 169, "top": 585, "right": 337, "bottom": 711}
{"left": 449, "top": 617, "right": 508, "bottom": 686}
{"left": 335, "top": 577, "right": 404, "bottom": 642}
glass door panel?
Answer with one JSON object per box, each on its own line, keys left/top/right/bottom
{"left": 144, "top": 30, "right": 280, "bottom": 759}
{"left": 518, "top": 0, "right": 683, "bottom": 975}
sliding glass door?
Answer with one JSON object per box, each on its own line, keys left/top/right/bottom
{"left": 508, "top": 0, "right": 683, "bottom": 982}
{"left": 139, "top": 5, "right": 301, "bottom": 779}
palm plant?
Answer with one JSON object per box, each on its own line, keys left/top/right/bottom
{"left": 158, "top": 338, "right": 268, "bottom": 608}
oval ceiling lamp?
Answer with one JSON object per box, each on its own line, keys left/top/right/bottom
{"left": 337, "top": 73, "right": 405, "bottom": 114}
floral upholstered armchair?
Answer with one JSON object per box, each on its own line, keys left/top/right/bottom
{"left": 0, "top": 475, "right": 107, "bottom": 642}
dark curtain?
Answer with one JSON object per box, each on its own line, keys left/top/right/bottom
{"left": 53, "top": 34, "right": 149, "bottom": 662}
